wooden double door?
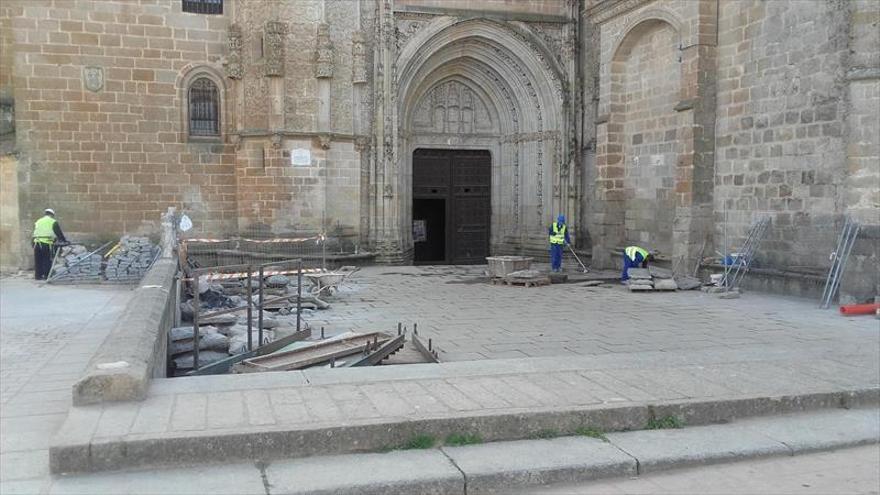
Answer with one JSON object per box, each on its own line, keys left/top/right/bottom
{"left": 412, "top": 149, "right": 490, "bottom": 264}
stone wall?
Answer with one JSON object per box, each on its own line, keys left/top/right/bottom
{"left": 587, "top": 0, "right": 878, "bottom": 300}
{"left": 619, "top": 20, "right": 679, "bottom": 253}
{"left": 715, "top": 0, "right": 849, "bottom": 269}
{"left": 229, "top": 0, "right": 370, "bottom": 240}
{"left": 5, "top": 0, "right": 235, "bottom": 257}
{"left": 0, "top": 0, "right": 876, "bottom": 299}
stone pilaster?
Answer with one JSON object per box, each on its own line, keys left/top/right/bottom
{"left": 839, "top": 0, "right": 880, "bottom": 303}
{"left": 671, "top": 0, "right": 717, "bottom": 275}
{"left": 225, "top": 24, "right": 243, "bottom": 80}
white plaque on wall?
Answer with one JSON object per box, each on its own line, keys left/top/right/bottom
{"left": 291, "top": 148, "right": 311, "bottom": 166}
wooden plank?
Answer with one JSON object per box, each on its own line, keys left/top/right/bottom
{"left": 187, "top": 328, "right": 311, "bottom": 376}
{"left": 236, "top": 332, "right": 391, "bottom": 372}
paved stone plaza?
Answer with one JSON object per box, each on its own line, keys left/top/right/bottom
{"left": 0, "top": 277, "right": 133, "bottom": 494}
{"left": 2, "top": 267, "right": 879, "bottom": 494}
{"left": 311, "top": 265, "right": 880, "bottom": 362}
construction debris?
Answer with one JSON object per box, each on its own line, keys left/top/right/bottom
{"left": 493, "top": 269, "right": 551, "bottom": 288}
{"left": 719, "top": 288, "right": 742, "bottom": 299}
{"left": 653, "top": 278, "right": 679, "bottom": 291}
{"left": 105, "top": 236, "right": 159, "bottom": 282}
{"left": 626, "top": 266, "right": 704, "bottom": 292}
{"left": 486, "top": 256, "right": 533, "bottom": 278}
{"left": 674, "top": 276, "right": 702, "bottom": 290}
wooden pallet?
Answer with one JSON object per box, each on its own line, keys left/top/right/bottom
{"left": 494, "top": 276, "right": 551, "bottom": 288}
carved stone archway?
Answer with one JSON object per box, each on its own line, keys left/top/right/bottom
{"left": 371, "top": 14, "right": 570, "bottom": 262}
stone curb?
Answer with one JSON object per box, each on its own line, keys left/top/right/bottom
{"left": 48, "top": 408, "right": 880, "bottom": 495}
{"left": 49, "top": 387, "right": 879, "bottom": 474}
{"left": 71, "top": 259, "right": 177, "bottom": 406}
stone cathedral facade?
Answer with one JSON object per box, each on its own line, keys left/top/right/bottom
{"left": 0, "top": 0, "right": 877, "bottom": 300}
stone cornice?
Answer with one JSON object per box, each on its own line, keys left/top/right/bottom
{"left": 584, "top": 0, "right": 652, "bottom": 24}
{"left": 395, "top": 5, "right": 571, "bottom": 24}
{"left": 234, "top": 130, "right": 369, "bottom": 143}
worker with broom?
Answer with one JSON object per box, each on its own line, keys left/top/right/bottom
{"left": 548, "top": 214, "right": 571, "bottom": 273}
{"left": 32, "top": 208, "right": 68, "bottom": 280}
{"left": 621, "top": 245, "right": 653, "bottom": 282}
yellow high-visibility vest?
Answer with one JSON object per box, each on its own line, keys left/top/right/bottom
{"left": 549, "top": 222, "right": 567, "bottom": 245}
{"left": 33, "top": 215, "right": 57, "bottom": 245}
{"left": 625, "top": 246, "right": 649, "bottom": 261}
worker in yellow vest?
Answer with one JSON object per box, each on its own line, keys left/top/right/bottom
{"left": 32, "top": 208, "right": 68, "bottom": 280}
{"left": 548, "top": 214, "right": 571, "bottom": 272}
{"left": 622, "top": 245, "right": 652, "bottom": 282}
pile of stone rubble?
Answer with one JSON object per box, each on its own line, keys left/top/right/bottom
{"left": 51, "top": 244, "right": 103, "bottom": 280}
{"left": 627, "top": 266, "right": 702, "bottom": 292}
{"left": 172, "top": 274, "right": 327, "bottom": 375}
{"left": 104, "top": 236, "right": 159, "bottom": 282}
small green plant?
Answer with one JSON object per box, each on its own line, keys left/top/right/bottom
{"left": 646, "top": 415, "right": 684, "bottom": 430}
{"left": 400, "top": 434, "right": 436, "bottom": 450}
{"left": 575, "top": 426, "right": 608, "bottom": 441}
{"left": 531, "top": 429, "right": 560, "bottom": 439}
{"left": 445, "top": 433, "right": 482, "bottom": 446}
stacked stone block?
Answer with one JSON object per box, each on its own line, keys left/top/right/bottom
{"left": 105, "top": 235, "right": 158, "bottom": 282}
{"left": 52, "top": 244, "right": 102, "bottom": 280}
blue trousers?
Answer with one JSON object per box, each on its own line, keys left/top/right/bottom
{"left": 550, "top": 244, "right": 564, "bottom": 272}
{"left": 621, "top": 253, "right": 645, "bottom": 281}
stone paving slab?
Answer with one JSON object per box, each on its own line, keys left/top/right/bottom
{"left": 50, "top": 462, "right": 265, "bottom": 495}
{"left": 49, "top": 345, "right": 880, "bottom": 474}
{"left": 441, "top": 437, "right": 636, "bottom": 493}
{"left": 741, "top": 408, "right": 880, "bottom": 454}
{"left": 46, "top": 408, "right": 880, "bottom": 495}
{"left": 266, "top": 450, "right": 463, "bottom": 495}
{"left": 606, "top": 423, "right": 791, "bottom": 473}
{"left": 310, "top": 266, "right": 879, "bottom": 362}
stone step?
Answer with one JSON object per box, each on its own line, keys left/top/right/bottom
{"left": 51, "top": 344, "right": 879, "bottom": 475}
{"left": 47, "top": 408, "right": 880, "bottom": 495}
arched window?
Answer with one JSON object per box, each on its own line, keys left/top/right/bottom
{"left": 188, "top": 77, "right": 220, "bottom": 137}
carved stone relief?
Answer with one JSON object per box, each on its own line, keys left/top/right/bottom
{"left": 315, "top": 23, "right": 335, "bottom": 79}
{"left": 411, "top": 81, "right": 493, "bottom": 134}
{"left": 395, "top": 19, "right": 427, "bottom": 51}
{"left": 527, "top": 22, "right": 568, "bottom": 68}
{"left": 225, "top": 24, "right": 243, "bottom": 79}
{"left": 263, "top": 21, "right": 286, "bottom": 77}
{"left": 83, "top": 66, "right": 103, "bottom": 92}
{"left": 351, "top": 30, "right": 367, "bottom": 84}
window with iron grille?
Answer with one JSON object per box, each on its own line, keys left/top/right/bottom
{"left": 182, "top": 0, "right": 223, "bottom": 15}
{"left": 188, "top": 78, "right": 220, "bottom": 137}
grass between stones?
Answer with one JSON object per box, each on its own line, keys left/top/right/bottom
{"left": 575, "top": 426, "right": 608, "bottom": 442}
{"left": 445, "top": 433, "right": 483, "bottom": 446}
{"left": 530, "top": 429, "right": 561, "bottom": 439}
{"left": 646, "top": 415, "right": 685, "bottom": 430}
{"left": 383, "top": 417, "right": 679, "bottom": 452}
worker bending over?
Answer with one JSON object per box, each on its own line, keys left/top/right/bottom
{"left": 548, "top": 214, "right": 571, "bottom": 273}
{"left": 621, "top": 245, "right": 652, "bottom": 282}
{"left": 32, "top": 208, "right": 68, "bottom": 280}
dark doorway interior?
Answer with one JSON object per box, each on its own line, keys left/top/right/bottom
{"left": 413, "top": 198, "right": 446, "bottom": 263}
{"left": 412, "top": 149, "right": 490, "bottom": 264}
